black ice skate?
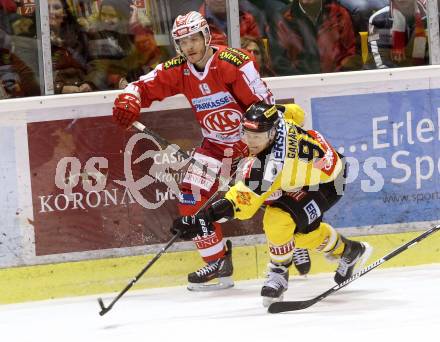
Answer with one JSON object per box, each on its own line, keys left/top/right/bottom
{"left": 334, "top": 238, "right": 372, "bottom": 284}
{"left": 292, "top": 248, "right": 311, "bottom": 276}
{"left": 261, "top": 263, "right": 289, "bottom": 307}
{"left": 187, "top": 240, "right": 234, "bottom": 291}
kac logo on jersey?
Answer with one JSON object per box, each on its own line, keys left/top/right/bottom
{"left": 203, "top": 108, "right": 242, "bottom": 134}
{"left": 304, "top": 200, "right": 321, "bottom": 224}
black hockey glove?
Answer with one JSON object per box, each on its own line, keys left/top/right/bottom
{"left": 170, "top": 213, "right": 214, "bottom": 240}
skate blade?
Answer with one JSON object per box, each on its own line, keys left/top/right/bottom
{"left": 262, "top": 294, "right": 284, "bottom": 308}
{"left": 187, "top": 276, "right": 234, "bottom": 292}
{"left": 354, "top": 243, "right": 373, "bottom": 273}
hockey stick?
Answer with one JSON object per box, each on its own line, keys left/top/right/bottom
{"left": 98, "top": 123, "right": 239, "bottom": 315}
{"left": 97, "top": 179, "right": 234, "bottom": 316}
{"left": 132, "top": 121, "right": 231, "bottom": 186}
{"left": 98, "top": 231, "right": 181, "bottom": 316}
{"left": 268, "top": 224, "right": 440, "bottom": 313}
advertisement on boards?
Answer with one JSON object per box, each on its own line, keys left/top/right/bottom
{"left": 312, "top": 88, "right": 440, "bottom": 228}
{"left": 27, "top": 109, "right": 257, "bottom": 256}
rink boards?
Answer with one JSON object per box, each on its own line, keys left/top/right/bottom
{"left": 1, "top": 66, "right": 440, "bottom": 303}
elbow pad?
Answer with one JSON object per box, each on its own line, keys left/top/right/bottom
{"left": 206, "top": 198, "right": 235, "bottom": 223}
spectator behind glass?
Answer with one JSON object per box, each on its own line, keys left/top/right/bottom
{"left": 80, "top": 0, "right": 162, "bottom": 90}
{"left": 0, "top": 0, "right": 17, "bottom": 33}
{"left": 0, "top": 27, "right": 39, "bottom": 99}
{"left": 367, "top": 0, "right": 428, "bottom": 69}
{"left": 337, "top": 0, "right": 389, "bottom": 32}
{"left": 126, "top": 3, "right": 165, "bottom": 80}
{"left": 237, "top": 0, "right": 269, "bottom": 37}
{"left": 5, "top": 0, "right": 40, "bottom": 83}
{"left": 336, "top": 0, "right": 388, "bottom": 66}
{"left": 80, "top": 0, "right": 134, "bottom": 90}
{"left": 49, "top": 0, "right": 91, "bottom": 94}
{"left": 200, "top": 0, "right": 261, "bottom": 45}
{"left": 268, "top": 0, "right": 362, "bottom": 76}
{"left": 241, "top": 35, "right": 275, "bottom": 77}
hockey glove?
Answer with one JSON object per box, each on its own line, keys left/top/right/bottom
{"left": 171, "top": 213, "right": 214, "bottom": 240}
{"left": 112, "top": 93, "right": 141, "bottom": 129}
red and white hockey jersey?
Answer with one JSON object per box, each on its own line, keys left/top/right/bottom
{"left": 126, "top": 45, "right": 274, "bottom": 149}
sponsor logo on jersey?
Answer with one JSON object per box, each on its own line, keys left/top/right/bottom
{"left": 272, "top": 123, "right": 286, "bottom": 161}
{"left": 262, "top": 121, "right": 286, "bottom": 184}
{"left": 179, "top": 193, "right": 196, "bottom": 205}
{"left": 269, "top": 240, "right": 295, "bottom": 256}
{"left": 236, "top": 191, "right": 252, "bottom": 205}
{"left": 163, "top": 56, "right": 185, "bottom": 69}
{"left": 226, "top": 47, "right": 250, "bottom": 61}
{"left": 308, "top": 130, "right": 337, "bottom": 176}
{"left": 286, "top": 125, "right": 298, "bottom": 159}
{"left": 194, "top": 234, "right": 220, "bottom": 249}
{"left": 264, "top": 189, "right": 283, "bottom": 203}
{"left": 219, "top": 51, "right": 245, "bottom": 66}
{"left": 304, "top": 200, "right": 321, "bottom": 224}
{"left": 286, "top": 189, "right": 307, "bottom": 202}
{"left": 202, "top": 108, "right": 242, "bottom": 133}
{"left": 192, "top": 91, "right": 235, "bottom": 112}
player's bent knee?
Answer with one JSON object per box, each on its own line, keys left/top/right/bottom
{"left": 294, "top": 222, "right": 340, "bottom": 252}
{"left": 263, "top": 206, "right": 296, "bottom": 244}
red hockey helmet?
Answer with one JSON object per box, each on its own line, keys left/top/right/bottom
{"left": 171, "top": 11, "right": 211, "bottom": 56}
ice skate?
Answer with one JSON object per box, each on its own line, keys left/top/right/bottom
{"left": 187, "top": 240, "right": 234, "bottom": 291}
{"left": 292, "top": 248, "right": 311, "bottom": 276}
{"left": 261, "top": 262, "right": 289, "bottom": 307}
{"left": 334, "top": 239, "right": 373, "bottom": 284}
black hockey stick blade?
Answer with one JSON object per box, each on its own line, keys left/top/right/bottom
{"left": 268, "top": 224, "right": 440, "bottom": 314}
{"left": 98, "top": 297, "right": 111, "bottom": 316}
{"left": 268, "top": 298, "right": 317, "bottom": 313}
{"left": 268, "top": 286, "right": 336, "bottom": 313}
{"left": 96, "top": 234, "right": 181, "bottom": 316}
{"left": 267, "top": 298, "right": 317, "bottom": 313}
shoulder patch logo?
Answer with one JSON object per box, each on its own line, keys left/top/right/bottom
{"left": 218, "top": 48, "right": 251, "bottom": 67}
{"left": 226, "top": 47, "right": 250, "bottom": 61}
{"left": 236, "top": 191, "right": 252, "bottom": 205}
{"left": 163, "top": 56, "right": 186, "bottom": 69}
{"left": 219, "top": 51, "right": 244, "bottom": 66}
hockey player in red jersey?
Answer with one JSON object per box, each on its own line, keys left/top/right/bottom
{"left": 112, "top": 11, "right": 310, "bottom": 290}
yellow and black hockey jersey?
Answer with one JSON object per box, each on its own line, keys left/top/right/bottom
{"left": 225, "top": 117, "right": 343, "bottom": 220}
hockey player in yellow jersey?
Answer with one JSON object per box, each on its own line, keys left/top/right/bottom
{"left": 171, "top": 102, "right": 372, "bottom": 306}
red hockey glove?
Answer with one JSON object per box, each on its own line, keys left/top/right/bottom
{"left": 112, "top": 93, "right": 141, "bottom": 129}
{"left": 170, "top": 213, "right": 214, "bottom": 240}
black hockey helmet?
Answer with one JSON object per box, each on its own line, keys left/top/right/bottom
{"left": 242, "top": 102, "right": 280, "bottom": 132}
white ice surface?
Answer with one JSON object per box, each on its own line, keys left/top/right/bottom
{"left": 1, "top": 264, "right": 440, "bottom": 342}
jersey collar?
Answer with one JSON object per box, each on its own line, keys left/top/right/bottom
{"left": 187, "top": 47, "right": 218, "bottom": 80}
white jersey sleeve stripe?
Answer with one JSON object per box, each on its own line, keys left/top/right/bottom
{"left": 239, "top": 62, "right": 274, "bottom": 104}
